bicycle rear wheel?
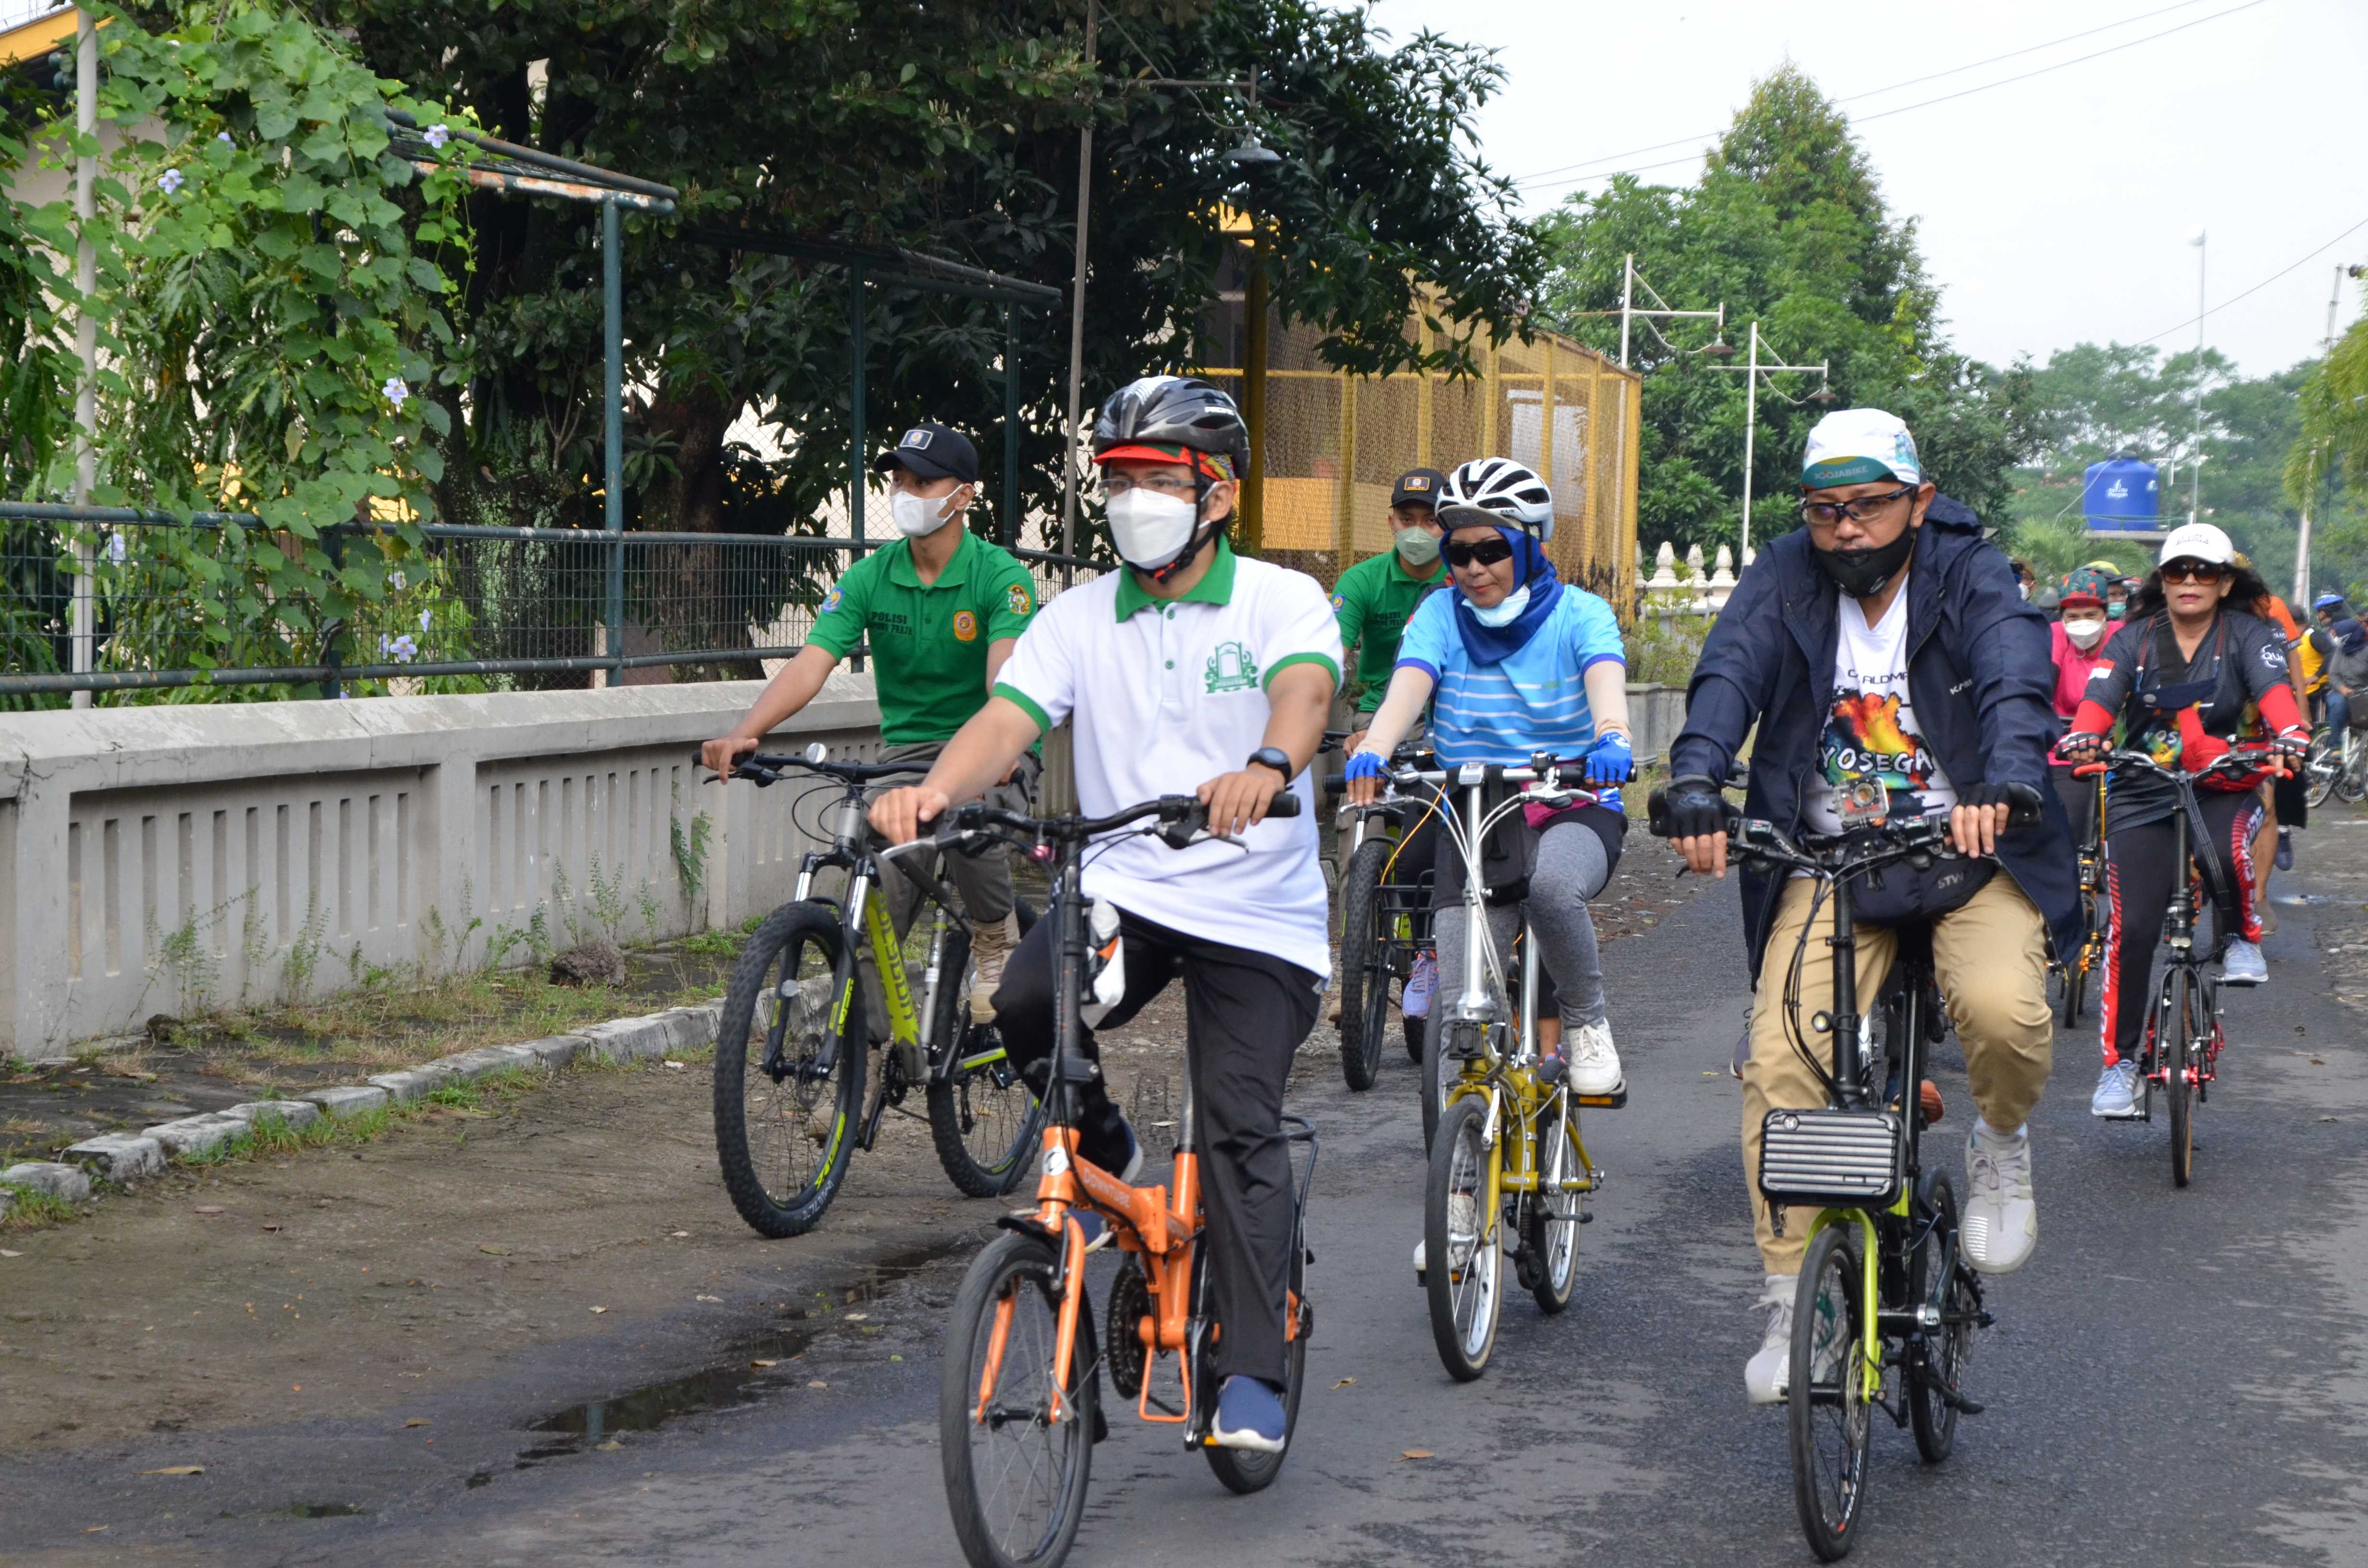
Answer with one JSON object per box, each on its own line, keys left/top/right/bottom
{"left": 1418, "top": 1017, "right": 1471, "bottom": 1154}
{"left": 1336, "top": 837, "right": 1392, "bottom": 1092}
{"left": 2167, "top": 967, "right": 2197, "bottom": 1188}
{"left": 925, "top": 923, "right": 1045, "bottom": 1197}
{"left": 713, "top": 903, "right": 863, "bottom": 1238}
{"left": 1907, "top": 1169, "right": 1974, "bottom": 1463}
{"left": 1425, "top": 1095, "right": 1502, "bottom": 1381}
{"left": 941, "top": 1230, "right": 1098, "bottom": 1568}
{"left": 1789, "top": 1222, "right": 1872, "bottom": 1561}
{"left": 1526, "top": 1099, "right": 1581, "bottom": 1315}
{"left": 1203, "top": 1238, "right": 1307, "bottom": 1493}
{"left": 2306, "top": 728, "right": 2341, "bottom": 808}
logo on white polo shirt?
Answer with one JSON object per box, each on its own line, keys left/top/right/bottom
{"left": 1206, "top": 640, "right": 1259, "bottom": 693}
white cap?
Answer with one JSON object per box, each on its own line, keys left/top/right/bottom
{"left": 1799, "top": 408, "right": 1922, "bottom": 488}
{"left": 2158, "top": 522, "right": 2234, "bottom": 567}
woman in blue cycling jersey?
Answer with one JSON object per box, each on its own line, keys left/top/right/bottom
{"left": 1344, "top": 456, "right": 1634, "bottom": 1102}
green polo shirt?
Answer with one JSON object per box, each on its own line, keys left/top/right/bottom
{"left": 808, "top": 528, "right": 1037, "bottom": 745}
{"left": 1329, "top": 547, "right": 1447, "bottom": 712}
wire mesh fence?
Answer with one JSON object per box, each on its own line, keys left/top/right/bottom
{"left": 0, "top": 503, "right": 1099, "bottom": 700}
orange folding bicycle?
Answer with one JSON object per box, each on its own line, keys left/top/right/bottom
{"left": 927, "top": 791, "right": 1315, "bottom": 1568}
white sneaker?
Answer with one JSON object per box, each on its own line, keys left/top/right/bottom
{"left": 1961, "top": 1121, "right": 2037, "bottom": 1275}
{"left": 1566, "top": 1019, "right": 1622, "bottom": 1096}
{"left": 2219, "top": 937, "right": 2266, "bottom": 987}
{"left": 1412, "top": 1191, "right": 1480, "bottom": 1281}
{"left": 2090, "top": 1060, "right": 2143, "bottom": 1119}
{"left": 968, "top": 913, "right": 1020, "bottom": 1022}
{"left": 1402, "top": 952, "right": 1438, "bottom": 1019}
{"left": 1744, "top": 1274, "right": 1794, "bottom": 1405}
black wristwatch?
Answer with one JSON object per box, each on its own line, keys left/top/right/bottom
{"left": 1246, "top": 745, "right": 1296, "bottom": 782}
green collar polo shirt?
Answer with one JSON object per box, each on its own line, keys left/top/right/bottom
{"left": 807, "top": 527, "right": 1037, "bottom": 746}
{"left": 1330, "top": 548, "right": 1447, "bottom": 713}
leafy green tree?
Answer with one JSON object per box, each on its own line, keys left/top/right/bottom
{"left": 1539, "top": 65, "right": 2034, "bottom": 554}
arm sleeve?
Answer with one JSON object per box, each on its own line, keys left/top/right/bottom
{"left": 985, "top": 557, "right": 1036, "bottom": 643}
{"left": 1260, "top": 571, "right": 1345, "bottom": 692}
{"left": 1668, "top": 553, "right": 1782, "bottom": 782}
{"left": 989, "top": 600, "right": 1076, "bottom": 734}
{"left": 805, "top": 557, "right": 873, "bottom": 659}
{"left": 1393, "top": 589, "right": 1451, "bottom": 682}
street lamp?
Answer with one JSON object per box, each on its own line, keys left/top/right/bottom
{"left": 1711, "top": 321, "right": 1830, "bottom": 560}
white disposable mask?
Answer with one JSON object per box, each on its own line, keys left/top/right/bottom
{"left": 1107, "top": 487, "right": 1200, "bottom": 571}
{"left": 2063, "top": 616, "right": 2108, "bottom": 649}
{"left": 1394, "top": 527, "right": 1441, "bottom": 567}
{"left": 891, "top": 489, "right": 958, "bottom": 538}
{"left": 1469, "top": 583, "right": 1530, "bottom": 627}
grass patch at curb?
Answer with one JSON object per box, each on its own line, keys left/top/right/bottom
{"left": 181, "top": 1067, "right": 552, "bottom": 1172}
{"left": 2, "top": 1185, "right": 80, "bottom": 1232}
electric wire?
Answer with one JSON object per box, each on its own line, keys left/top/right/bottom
{"left": 2135, "top": 215, "right": 2368, "bottom": 346}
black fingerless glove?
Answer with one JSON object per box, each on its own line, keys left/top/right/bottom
{"left": 1958, "top": 780, "right": 2042, "bottom": 827}
{"left": 1648, "top": 774, "right": 1731, "bottom": 840}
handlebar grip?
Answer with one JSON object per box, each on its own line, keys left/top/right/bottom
{"left": 2001, "top": 780, "right": 2044, "bottom": 832}
{"left": 1265, "top": 791, "right": 1302, "bottom": 819}
{"left": 2072, "top": 762, "right": 2107, "bottom": 778}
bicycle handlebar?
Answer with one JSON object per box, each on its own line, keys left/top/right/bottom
{"left": 692, "top": 747, "right": 926, "bottom": 788}
{"left": 2068, "top": 745, "right": 2281, "bottom": 784}
{"left": 930, "top": 789, "right": 1301, "bottom": 854}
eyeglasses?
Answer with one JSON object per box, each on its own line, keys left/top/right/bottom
{"left": 1443, "top": 537, "right": 1516, "bottom": 568}
{"left": 1799, "top": 484, "right": 1917, "bottom": 527}
{"left": 1103, "top": 473, "right": 1198, "bottom": 498}
{"left": 2161, "top": 560, "right": 2227, "bottom": 584}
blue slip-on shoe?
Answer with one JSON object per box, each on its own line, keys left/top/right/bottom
{"left": 1209, "top": 1374, "right": 1287, "bottom": 1453}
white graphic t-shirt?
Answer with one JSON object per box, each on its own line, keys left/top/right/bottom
{"left": 1801, "top": 576, "right": 1958, "bottom": 834}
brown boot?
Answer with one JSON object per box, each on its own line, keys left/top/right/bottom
{"left": 969, "top": 913, "right": 1019, "bottom": 1024}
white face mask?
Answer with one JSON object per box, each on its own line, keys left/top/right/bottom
{"left": 1108, "top": 487, "right": 1202, "bottom": 571}
{"left": 1394, "top": 528, "right": 1441, "bottom": 567}
{"left": 891, "top": 488, "right": 959, "bottom": 539}
{"left": 1469, "top": 583, "right": 1530, "bottom": 627}
{"left": 2063, "top": 615, "right": 2108, "bottom": 649}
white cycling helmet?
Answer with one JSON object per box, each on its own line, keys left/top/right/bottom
{"left": 1438, "top": 456, "right": 1554, "bottom": 542}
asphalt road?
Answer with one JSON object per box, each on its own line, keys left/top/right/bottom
{"left": 14, "top": 837, "right": 2368, "bottom": 1567}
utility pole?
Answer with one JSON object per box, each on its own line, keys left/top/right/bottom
{"left": 1057, "top": 0, "right": 1098, "bottom": 577}
{"left": 1711, "top": 321, "right": 1829, "bottom": 560}
{"left": 2295, "top": 442, "right": 2320, "bottom": 608}
{"left": 69, "top": 7, "right": 96, "bottom": 710}
{"left": 2189, "top": 226, "right": 2207, "bottom": 528}
{"left": 1612, "top": 253, "right": 1725, "bottom": 371}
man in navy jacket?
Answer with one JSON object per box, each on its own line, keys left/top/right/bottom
{"left": 1654, "top": 408, "right": 2076, "bottom": 1406}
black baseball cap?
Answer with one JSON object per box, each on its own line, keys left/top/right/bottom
{"left": 872, "top": 422, "right": 979, "bottom": 484}
{"left": 1391, "top": 468, "right": 1448, "bottom": 510}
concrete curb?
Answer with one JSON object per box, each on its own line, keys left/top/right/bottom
{"left": 41, "top": 1002, "right": 724, "bottom": 1196}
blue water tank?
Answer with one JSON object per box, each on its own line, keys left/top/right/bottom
{"left": 2084, "top": 456, "right": 2161, "bottom": 537}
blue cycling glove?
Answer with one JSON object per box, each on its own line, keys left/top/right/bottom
{"left": 1343, "top": 750, "right": 1387, "bottom": 783}
{"left": 1584, "top": 732, "right": 1633, "bottom": 786}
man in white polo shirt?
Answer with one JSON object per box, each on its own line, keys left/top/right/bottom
{"left": 870, "top": 376, "right": 1338, "bottom": 1456}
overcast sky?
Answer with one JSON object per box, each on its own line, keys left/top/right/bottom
{"left": 1371, "top": 0, "right": 2368, "bottom": 380}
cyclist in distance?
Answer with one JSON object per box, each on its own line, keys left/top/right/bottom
{"left": 869, "top": 376, "right": 1340, "bottom": 1456}
{"left": 1334, "top": 466, "right": 1452, "bottom": 1020}
{"left": 2049, "top": 567, "right": 2117, "bottom": 846}
{"left": 700, "top": 422, "right": 1036, "bottom": 1023}
{"left": 1343, "top": 456, "right": 1634, "bottom": 1102}
{"left": 1656, "top": 407, "right": 2079, "bottom": 1405}
{"left": 2055, "top": 524, "right": 2308, "bottom": 1119}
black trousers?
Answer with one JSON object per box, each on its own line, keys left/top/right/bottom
{"left": 2100, "top": 790, "right": 2262, "bottom": 1067}
{"left": 992, "top": 904, "right": 1322, "bottom": 1387}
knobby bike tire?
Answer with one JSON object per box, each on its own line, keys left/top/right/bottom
{"left": 1336, "top": 837, "right": 1392, "bottom": 1092}
{"left": 713, "top": 903, "right": 864, "bottom": 1238}
{"left": 940, "top": 1230, "right": 1099, "bottom": 1568}
{"left": 2168, "top": 967, "right": 2196, "bottom": 1188}
{"left": 1203, "top": 1237, "right": 1307, "bottom": 1493}
{"left": 1527, "top": 1099, "right": 1581, "bottom": 1315}
{"left": 925, "top": 920, "right": 1045, "bottom": 1199}
{"left": 1789, "top": 1222, "right": 1872, "bottom": 1561}
{"left": 1907, "top": 1167, "right": 1972, "bottom": 1464}
{"left": 1425, "top": 1095, "right": 1502, "bottom": 1381}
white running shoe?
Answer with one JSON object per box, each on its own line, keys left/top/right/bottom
{"left": 2219, "top": 937, "right": 2266, "bottom": 986}
{"left": 1566, "top": 1019, "right": 1622, "bottom": 1096}
{"left": 1402, "top": 952, "right": 1438, "bottom": 1019}
{"left": 1961, "top": 1120, "right": 2037, "bottom": 1275}
{"left": 1744, "top": 1274, "right": 1794, "bottom": 1405}
{"left": 2090, "top": 1060, "right": 2143, "bottom": 1119}
{"left": 1412, "top": 1191, "right": 1480, "bottom": 1281}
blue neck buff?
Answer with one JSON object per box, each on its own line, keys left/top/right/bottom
{"left": 1453, "top": 525, "right": 1562, "bottom": 663}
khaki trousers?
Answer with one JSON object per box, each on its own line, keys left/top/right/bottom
{"left": 1741, "top": 873, "right": 2053, "bottom": 1274}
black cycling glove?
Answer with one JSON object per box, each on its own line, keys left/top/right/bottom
{"left": 1649, "top": 774, "right": 1731, "bottom": 840}
{"left": 1956, "top": 780, "right": 2043, "bottom": 827}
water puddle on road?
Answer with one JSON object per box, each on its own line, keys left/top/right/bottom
{"left": 510, "top": 1235, "right": 977, "bottom": 1470}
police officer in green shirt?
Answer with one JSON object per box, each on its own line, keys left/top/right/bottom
{"left": 1332, "top": 467, "right": 1448, "bottom": 755}
{"left": 701, "top": 422, "right": 1037, "bottom": 1019}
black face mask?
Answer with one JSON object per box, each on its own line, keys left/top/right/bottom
{"left": 1812, "top": 526, "right": 1915, "bottom": 599}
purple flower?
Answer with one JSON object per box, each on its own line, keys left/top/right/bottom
{"left": 389, "top": 569, "right": 407, "bottom": 592}
{"left": 419, "top": 608, "right": 433, "bottom": 632}
{"left": 424, "top": 124, "right": 450, "bottom": 150}
{"left": 380, "top": 633, "right": 417, "bottom": 663}
{"left": 157, "top": 168, "right": 185, "bottom": 196}
{"left": 215, "top": 131, "right": 232, "bottom": 144}
{"left": 382, "top": 377, "right": 409, "bottom": 409}
{"left": 106, "top": 532, "right": 127, "bottom": 565}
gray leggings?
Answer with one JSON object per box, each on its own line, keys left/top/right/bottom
{"left": 1430, "top": 820, "right": 1613, "bottom": 1042}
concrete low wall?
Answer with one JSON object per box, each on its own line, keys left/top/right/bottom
{"left": 1626, "top": 683, "right": 1689, "bottom": 768}
{"left": 0, "top": 678, "right": 884, "bottom": 1054}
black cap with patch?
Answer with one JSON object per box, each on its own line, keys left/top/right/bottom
{"left": 1391, "top": 468, "right": 1448, "bottom": 510}
{"left": 872, "top": 422, "right": 979, "bottom": 484}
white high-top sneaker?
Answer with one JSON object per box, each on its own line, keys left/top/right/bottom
{"left": 1745, "top": 1274, "right": 1794, "bottom": 1405}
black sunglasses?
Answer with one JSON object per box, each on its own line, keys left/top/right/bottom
{"left": 1443, "top": 537, "right": 1516, "bottom": 568}
{"left": 2161, "top": 559, "right": 2228, "bottom": 585}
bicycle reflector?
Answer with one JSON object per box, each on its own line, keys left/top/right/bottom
{"left": 1759, "top": 1108, "right": 1905, "bottom": 1209}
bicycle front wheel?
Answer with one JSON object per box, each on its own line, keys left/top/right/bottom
{"left": 1789, "top": 1221, "right": 1872, "bottom": 1561}
{"left": 2167, "top": 967, "right": 2197, "bottom": 1188}
{"left": 1336, "top": 837, "right": 1391, "bottom": 1092}
{"left": 2306, "top": 728, "right": 2341, "bottom": 808}
{"left": 1425, "top": 1095, "right": 1502, "bottom": 1381}
{"left": 713, "top": 903, "right": 864, "bottom": 1237}
{"left": 941, "top": 1230, "right": 1098, "bottom": 1568}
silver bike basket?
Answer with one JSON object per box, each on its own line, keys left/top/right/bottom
{"left": 1758, "top": 1108, "right": 1905, "bottom": 1209}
